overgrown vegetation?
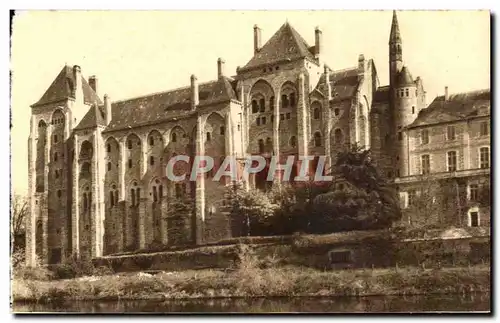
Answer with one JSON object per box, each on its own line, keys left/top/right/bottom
{"left": 226, "top": 145, "right": 402, "bottom": 236}
{"left": 12, "top": 245, "right": 490, "bottom": 304}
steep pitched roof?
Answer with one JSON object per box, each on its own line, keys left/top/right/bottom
{"left": 103, "top": 77, "right": 236, "bottom": 133}
{"left": 313, "top": 67, "right": 360, "bottom": 102}
{"left": 31, "top": 65, "right": 102, "bottom": 107}
{"left": 397, "top": 66, "right": 414, "bottom": 86}
{"left": 373, "top": 85, "right": 390, "bottom": 104}
{"left": 389, "top": 10, "right": 401, "bottom": 44}
{"left": 74, "top": 105, "right": 106, "bottom": 131}
{"left": 409, "top": 89, "right": 490, "bottom": 128}
{"left": 242, "top": 22, "right": 316, "bottom": 70}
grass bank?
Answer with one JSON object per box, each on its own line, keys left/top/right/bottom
{"left": 12, "top": 263, "right": 490, "bottom": 304}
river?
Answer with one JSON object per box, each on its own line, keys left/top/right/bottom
{"left": 13, "top": 293, "right": 490, "bottom": 313}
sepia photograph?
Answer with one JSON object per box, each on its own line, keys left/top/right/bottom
{"left": 9, "top": 9, "right": 491, "bottom": 313}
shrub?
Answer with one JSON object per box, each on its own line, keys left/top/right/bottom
{"left": 13, "top": 265, "right": 53, "bottom": 281}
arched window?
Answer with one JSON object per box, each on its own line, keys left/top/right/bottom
{"left": 266, "top": 137, "right": 272, "bottom": 151}
{"left": 259, "top": 98, "right": 265, "bottom": 112}
{"left": 149, "top": 156, "right": 155, "bottom": 166}
{"left": 54, "top": 152, "right": 58, "bottom": 162}
{"left": 206, "top": 132, "right": 211, "bottom": 141}
{"left": 289, "top": 93, "right": 296, "bottom": 108}
{"left": 153, "top": 186, "right": 158, "bottom": 203}
{"left": 131, "top": 188, "right": 136, "bottom": 206}
{"left": 252, "top": 100, "right": 259, "bottom": 113}
{"left": 159, "top": 185, "right": 163, "bottom": 199}
{"left": 334, "top": 129, "right": 343, "bottom": 144}
{"left": 269, "top": 96, "right": 275, "bottom": 110}
{"left": 313, "top": 108, "right": 321, "bottom": 120}
{"left": 107, "top": 162, "right": 111, "bottom": 171}
{"left": 171, "top": 132, "right": 177, "bottom": 143}
{"left": 220, "top": 126, "right": 225, "bottom": 136}
{"left": 334, "top": 108, "right": 340, "bottom": 116}
{"left": 314, "top": 132, "right": 322, "bottom": 147}
{"left": 83, "top": 193, "right": 88, "bottom": 211}
{"left": 149, "top": 136, "right": 154, "bottom": 146}
{"left": 281, "top": 95, "right": 289, "bottom": 108}
{"left": 109, "top": 191, "right": 114, "bottom": 207}
{"left": 127, "top": 140, "right": 132, "bottom": 149}
{"left": 258, "top": 139, "right": 265, "bottom": 153}
{"left": 290, "top": 136, "right": 297, "bottom": 148}
{"left": 107, "top": 144, "right": 111, "bottom": 153}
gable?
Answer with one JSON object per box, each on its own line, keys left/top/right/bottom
{"left": 242, "top": 22, "right": 316, "bottom": 71}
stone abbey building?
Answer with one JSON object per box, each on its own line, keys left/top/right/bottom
{"left": 25, "top": 11, "right": 490, "bottom": 265}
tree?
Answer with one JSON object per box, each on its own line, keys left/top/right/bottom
{"left": 11, "top": 194, "right": 28, "bottom": 253}
{"left": 165, "top": 196, "right": 194, "bottom": 246}
{"left": 226, "top": 183, "right": 279, "bottom": 236}
{"left": 312, "top": 144, "right": 402, "bottom": 231}
{"left": 404, "top": 176, "right": 453, "bottom": 228}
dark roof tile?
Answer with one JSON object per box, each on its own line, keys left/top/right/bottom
{"left": 409, "top": 89, "right": 490, "bottom": 128}
{"left": 373, "top": 85, "right": 390, "bottom": 103}
{"left": 74, "top": 105, "right": 106, "bottom": 130}
{"left": 32, "top": 65, "right": 102, "bottom": 107}
{"left": 242, "top": 22, "right": 316, "bottom": 70}
{"left": 329, "top": 67, "right": 359, "bottom": 101}
{"left": 104, "top": 77, "right": 236, "bottom": 133}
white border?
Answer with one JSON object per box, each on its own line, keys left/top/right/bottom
{"left": 3, "top": 1, "right": 498, "bottom": 321}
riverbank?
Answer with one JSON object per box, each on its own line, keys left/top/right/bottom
{"left": 12, "top": 264, "right": 490, "bottom": 304}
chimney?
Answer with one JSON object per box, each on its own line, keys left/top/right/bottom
{"left": 217, "top": 58, "right": 225, "bottom": 79}
{"left": 104, "top": 94, "right": 111, "bottom": 125}
{"left": 253, "top": 25, "right": 262, "bottom": 54}
{"left": 88, "top": 75, "right": 98, "bottom": 95}
{"left": 358, "top": 54, "right": 365, "bottom": 81}
{"left": 324, "top": 65, "right": 332, "bottom": 101}
{"left": 72, "top": 65, "right": 83, "bottom": 104}
{"left": 314, "top": 26, "right": 322, "bottom": 57}
{"left": 191, "top": 74, "right": 199, "bottom": 110}
{"left": 444, "top": 86, "right": 449, "bottom": 101}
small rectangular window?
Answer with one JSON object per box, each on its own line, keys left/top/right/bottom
{"left": 280, "top": 114, "right": 285, "bottom": 121}
{"left": 408, "top": 190, "right": 416, "bottom": 207}
{"left": 470, "top": 212, "right": 479, "bottom": 227}
{"left": 261, "top": 117, "right": 266, "bottom": 125}
{"left": 128, "top": 159, "right": 132, "bottom": 168}
{"left": 469, "top": 184, "right": 479, "bottom": 201}
{"left": 447, "top": 151, "right": 457, "bottom": 172}
{"left": 421, "top": 129, "right": 429, "bottom": 144}
{"left": 286, "top": 113, "right": 291, "bottom": 120}
{"left": 480, "top": 147, "right": 489, "bottom": 168}
{"left": 447, "top": 125, "right": 456, "bottom": 141}
{"left": 256, "top": 118, "right": 260, "bottom": 126}
{"left": 398, "top": 132, "right": 402, "bottom": 141}
{"left": 220, "top": 126, "right": 225, "bottom": 136}
{"left": 421, "top": 155, "right": 430, "bottom": 175}
{"left": 480, "top": 121, "right": 489, "bottom": 136}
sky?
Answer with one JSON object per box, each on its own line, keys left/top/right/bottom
{"left": 10, "top": 10, "right": 490, "bottom": 194}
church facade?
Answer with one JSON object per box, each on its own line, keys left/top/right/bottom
{"left": 25, "top": 11, "right": 490, "bottom": 265}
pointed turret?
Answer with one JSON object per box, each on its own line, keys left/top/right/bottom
{"left": 389, "top": 10, "right": 402, "bottom": 45}
{"left": 389, "top": 10, "right": 403, "bottom": 88}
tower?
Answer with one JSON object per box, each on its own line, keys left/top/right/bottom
{"left": 389, "top": 10, "right": 403, "bottom": 87}
{"left": 389, "top": 11, "right": 418, "bottom": 177}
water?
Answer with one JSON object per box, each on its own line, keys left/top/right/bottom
{"left": 13, "top": 293, "right": 490, "bottom": 313}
